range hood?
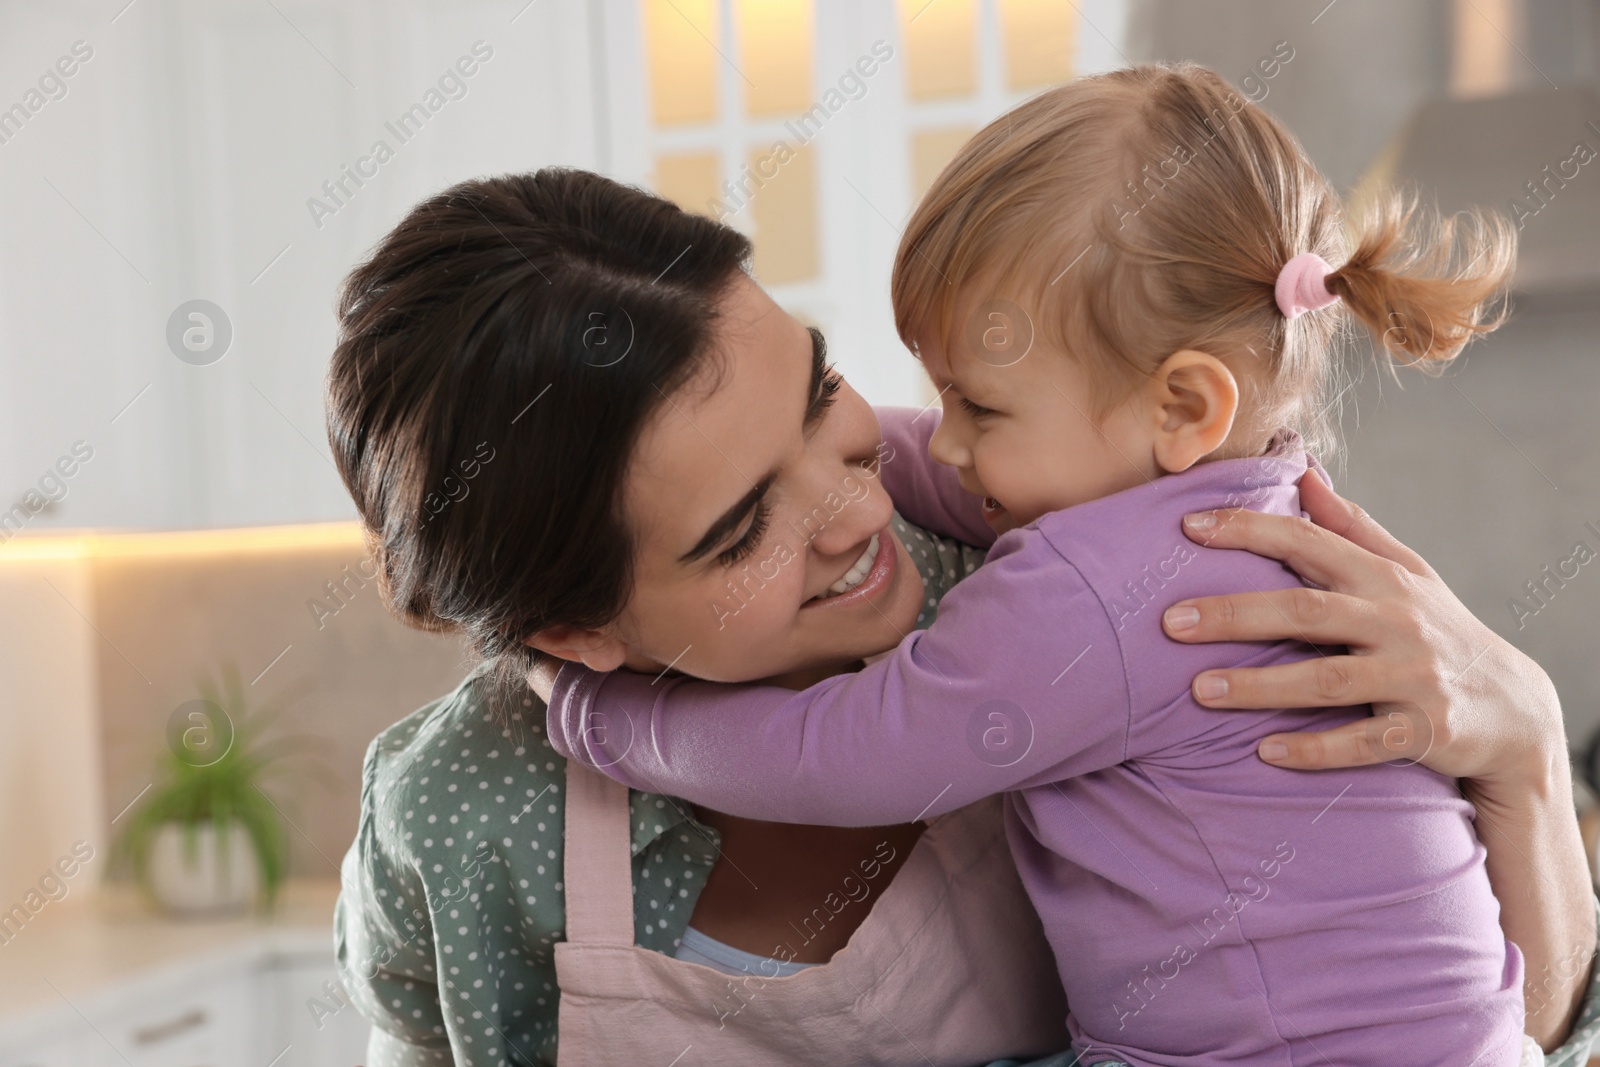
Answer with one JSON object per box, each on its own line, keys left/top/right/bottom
{"left": 1357, "top": 84, "right": 1600, "bottom": 298}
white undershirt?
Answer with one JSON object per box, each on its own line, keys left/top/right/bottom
{"left": 673, "top": 925, "right": 818, "bottom": 978}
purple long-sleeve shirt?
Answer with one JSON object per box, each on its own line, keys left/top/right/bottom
{"left": 548, "top": 412, "right": 1523, "bottom": 1065}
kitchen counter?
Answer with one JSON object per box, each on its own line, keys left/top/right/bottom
{"left": 0, "top": 879, "right": 338, "bottom": 1017}
{"left": 0, "top": 880, "right": 368, "bottom": 1067}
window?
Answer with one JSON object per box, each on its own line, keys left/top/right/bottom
{"left": 618, "top": 0, "right": 1123, "bottom": 406}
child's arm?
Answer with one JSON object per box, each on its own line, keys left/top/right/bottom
{"left": 546, "top": 534, "right": 1128, "bottom": 826}
{"left": 874, "top": 406, "right": 996, "bottom": 548}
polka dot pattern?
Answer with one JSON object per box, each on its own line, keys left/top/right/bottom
{"left": 338, "top": 511, "right": 987, "bottom": 1064}
{"left": 891, "top": 513, "right": 987, "bottom": 632}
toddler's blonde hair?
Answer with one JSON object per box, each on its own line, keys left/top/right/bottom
{"left": 891, "top": 63, "right": 1517, "bottom": 456}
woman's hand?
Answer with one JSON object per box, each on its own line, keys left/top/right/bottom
{"left": 1160, "top": 469, "right": 1561, "bottom": 785}
{"left": 1163, "top": 470, "right": 1595, "bottom": 1049}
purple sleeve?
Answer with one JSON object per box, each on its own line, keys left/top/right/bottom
{"left": 546, "top": 532, "right": 1130, "bottom": 827}
{"left": 875, "top": 406, "right": 996, "bottom": 549}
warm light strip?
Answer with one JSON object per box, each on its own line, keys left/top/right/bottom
{"left": 0, "top": 521, "right": 367, "bottom": 562}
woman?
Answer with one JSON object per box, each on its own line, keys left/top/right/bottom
{"left": 327, "top": 168, "right": 1598, "bottom": 1066}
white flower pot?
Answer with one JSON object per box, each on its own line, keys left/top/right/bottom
{"left": 147, "top": 822, "right": 261, "bottom": 916}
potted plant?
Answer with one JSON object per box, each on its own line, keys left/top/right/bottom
{"left": 118, "top": 666, "right": 302, "bottom": 915}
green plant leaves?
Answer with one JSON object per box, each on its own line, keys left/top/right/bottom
{"left": 116, "top": 664, "right": 308, "bottom": 910}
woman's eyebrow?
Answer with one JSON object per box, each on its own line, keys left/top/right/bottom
{"left": 679, "top": 473, "right": 776, "bottom": 564}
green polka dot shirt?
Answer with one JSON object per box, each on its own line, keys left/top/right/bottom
{"left": 334, "top": 513, "right": 986, "bottom": 1067}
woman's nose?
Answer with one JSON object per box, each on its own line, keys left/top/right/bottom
{"left": 795, "top": 464, "right": 891, "bottom": 558}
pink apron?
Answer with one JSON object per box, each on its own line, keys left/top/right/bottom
{"left": 555, "top": 762, "right": 1070, "bottom": 1065}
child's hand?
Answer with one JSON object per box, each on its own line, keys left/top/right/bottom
{"left": 526, "top": 653, "right": 560, "bottom": 704}
{"left": 1159, "top": 470, "right": 1562, "bottom": 788}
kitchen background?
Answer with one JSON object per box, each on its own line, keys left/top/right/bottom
{"left": 1, "top": 0, "right": 1598, "bottom": 1063}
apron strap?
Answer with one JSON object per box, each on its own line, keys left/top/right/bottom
{"left": 562, "top": 760, "right": 638, "bottom": 946}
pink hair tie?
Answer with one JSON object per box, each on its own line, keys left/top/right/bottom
{"left": 1274, "top": 252, "right": 1340, "bottom": 320}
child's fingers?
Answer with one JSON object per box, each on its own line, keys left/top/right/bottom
{"left": 1296, "top": 471, "right": 1433, "bottom": 579}
{"left": 1162, "top": 587, "right": 1379, "bottom": 648}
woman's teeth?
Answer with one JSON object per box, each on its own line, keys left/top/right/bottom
{"left": 818, "top": 533, "right": 880, "bottom": 599}
{"left": 983, "top": 497, "right": 1002, "bottom": 513}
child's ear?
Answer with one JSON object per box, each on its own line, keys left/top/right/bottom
{"left": 1147, "top": 349, "right": 1239, "bottom": 474}
{"left": 525, "top": 626, "right": 628, "bottom": 673}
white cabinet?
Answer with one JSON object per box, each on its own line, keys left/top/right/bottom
{"left": 0, "top": 947, "right": 368, "bottom": 1067}
{"left": 0, "top": 0, "right": 601, "bottom": 530}
{"left": 108, "top": 967, "right": 258, "bottom": 1067}
{"left": 0, "top": 1029, "right": 107, "bottom": 1067}
{"left": 261, "top": 956, "right": 373, "bottom": 1067}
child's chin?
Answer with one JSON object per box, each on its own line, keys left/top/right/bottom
{"left": 982, "top": 502, "right": 1021, "bottom": 536}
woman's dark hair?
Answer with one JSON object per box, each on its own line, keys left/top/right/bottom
{"left": 326, "top": 168, "right": 753, "bottom": 696}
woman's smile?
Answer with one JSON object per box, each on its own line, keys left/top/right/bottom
{"left": 599, "top": 275, "right": 925, "bottom": 681}
{"left": 802, "top": 527, "right": 899, "bottom": 611}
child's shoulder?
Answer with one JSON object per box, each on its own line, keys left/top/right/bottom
{"left": 1031, "top": 449, "right": 1312, "bottom": 580}
{"left": 1003, "top": 452, "right": 1320, "bottom": 678}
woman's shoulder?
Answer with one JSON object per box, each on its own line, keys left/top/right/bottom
{"left": 891, "top": 510, "right": 987, "bottom": 629}
{"left": 347, "top": 660, "right": 718, "bottom": 973}
{"left": 360, "top": 663, "right": 568, "bottom": 869}
{"left": 343, "top": 664, "right": 573, "bottom": 1064}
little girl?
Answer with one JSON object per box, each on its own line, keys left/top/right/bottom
{"left": 546, "top": 64, "right": 1526, "bottom": 1064}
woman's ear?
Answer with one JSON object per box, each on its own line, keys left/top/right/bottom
{"left": 525, "top": 626, "right": 628, "bottom": 673}
{"left": 1147, "top": 349, "right": 1239, "bottom": 474}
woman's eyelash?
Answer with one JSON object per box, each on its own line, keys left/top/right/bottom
{"left": 809, "top": 368, "right": 842, "bottom": 421}
{"left": 717, "top": 366, "right": 835, "bottom": 569}
{"left": 717, "top": 500, "right": 771, "bottom": 567}
{"left": 957, "top": 396, "right": 994, "bottom": 418}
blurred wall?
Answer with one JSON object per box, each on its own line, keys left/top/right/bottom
{"left": 1336, "top": 302, "right": 1600, "bottom": 745}
{"left": 0, "top": 555, "right": 102, "bottom": 900}
{"left": 1126, "top": 0, "right": 1451, "bottom": 191}
{"left": 0, "top": 528, "right": 470, "bottom": 889}
{"left": 1124, "top": 0, "right": 1600, "bottom": 742}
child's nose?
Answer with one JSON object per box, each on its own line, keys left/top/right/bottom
{"left": 928, "top": 406, "right": 971, "bottom": 470}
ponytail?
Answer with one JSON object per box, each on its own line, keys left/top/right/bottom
{"left": 1327, "top": 189, "right": 1516, "bottom": 367}
{"left": 890, "top": 64, "right": 1522, "bottom": 461}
